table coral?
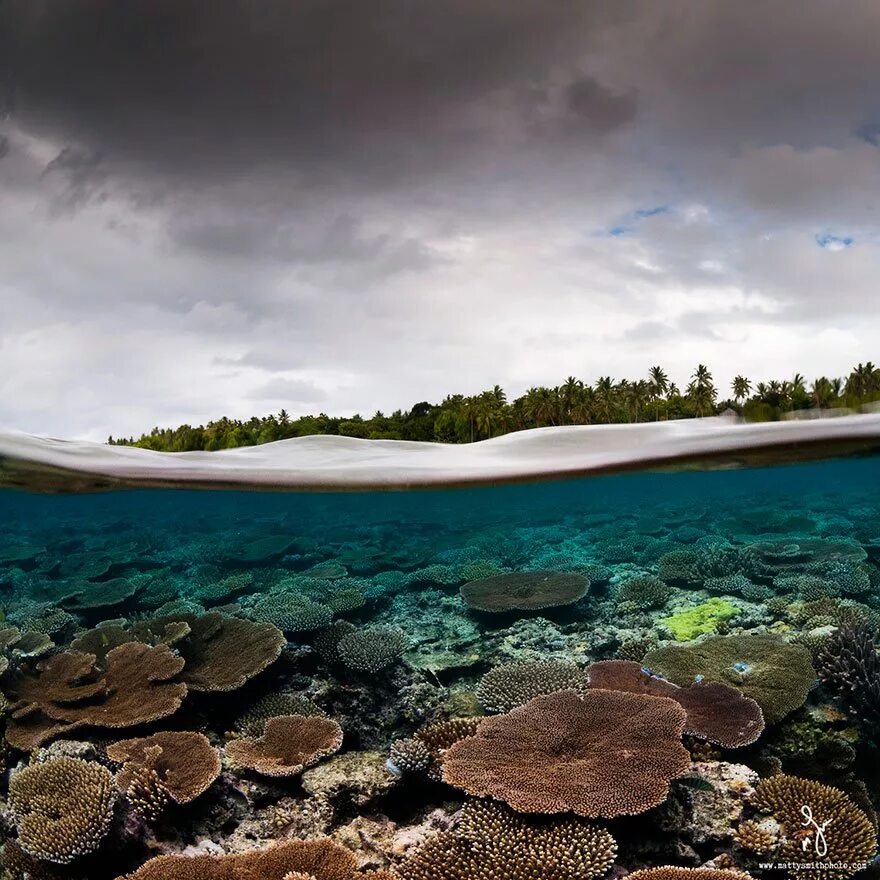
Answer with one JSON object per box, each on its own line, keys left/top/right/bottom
{"left": 442, "top": 689, "right": 690, "bottom": 817}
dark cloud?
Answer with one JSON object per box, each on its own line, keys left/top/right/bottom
{"left": 2, "top": 1, "right": 880, "bottom": 439}
{"left": 0, "top": 0, "right": 629, "bottom": 188}
{"left": 563, "top": 76, "right": 637, "bottom": 133}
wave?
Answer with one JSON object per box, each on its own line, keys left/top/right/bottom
{"left": 2, "top": 412, "right": 880, "bottom": 492}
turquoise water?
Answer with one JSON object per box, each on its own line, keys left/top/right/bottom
{"left": 1, "top": 455, "right": 879, "bottom": 878}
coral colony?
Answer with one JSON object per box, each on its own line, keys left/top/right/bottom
{"left": 1, "top": 454, "right": 880, "bottom": 879}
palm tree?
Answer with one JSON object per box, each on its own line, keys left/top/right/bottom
{"left": 731, "top": 376, "right": 751, "bottom": 406}
{"left": 688, "top": 365, "right": 717, "bottom": 417}
{"left": 648, "top": 366, "right": 669, "bottom": 420}
{"left": 594, "top": 376, "right": 616, "bottom": 423}
{"left": 559, "top": 376, "right": 582, "bottom": 425}
{"left": 811, "top": 377, "right": 836, "bottom": 409}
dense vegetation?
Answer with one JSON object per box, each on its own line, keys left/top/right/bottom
{"left": 109, "top": 363, "right": 880, "bottom": 451}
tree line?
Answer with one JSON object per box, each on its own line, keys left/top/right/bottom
{"left": 108, "top": 362, "right": 880, "bottom": 451}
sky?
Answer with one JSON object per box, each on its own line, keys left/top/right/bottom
{"left": 1, "top": 1, "right": 879, "bottom": 441}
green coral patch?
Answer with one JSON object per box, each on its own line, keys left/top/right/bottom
{"left": 659, "top": 598, "right": 740, "bottom": 641}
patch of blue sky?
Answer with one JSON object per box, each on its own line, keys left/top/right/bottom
{"left": 815, "top": 231, "right": 854, "bottom": 251}
{"left": 855, "top": 121, "right": 880, "bottom": 147}
{"left": 599, "top": 204, "right": 670, "bottom": 237}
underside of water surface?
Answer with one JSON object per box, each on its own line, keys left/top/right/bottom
{"left": 0, "top": 440, "right": 879, "bottom": 879}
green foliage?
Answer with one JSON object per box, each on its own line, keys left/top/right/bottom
{"left": 107, "top": 362, "right": 880, "bottom": 451}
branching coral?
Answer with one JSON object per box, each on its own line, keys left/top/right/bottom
{"left": 336, "top": 625, "right": 409, "bottom": 672}
{"left": 226, "top": 714, "right": 343, "bottom": 777}
{"left": 442, "top": 689, "right": 690, "bottom": 817}
{"left": 460, "top": 571, "right": 588, "bottom": 612}
{"left": 816, "top": 622, "right": 880, "bottom": 725}
{"left": 398, "top": 799, "right": 617, "bottom": 880}
{"left": 476, "top": 659, "right": 590, "bottom": 713}
{"left": 406, "top": 717, "right": 483, "bottom": 780}
{"left": 615, "top": 575, "right": 673, "bottom": 610}
{"left": 746, "top": 774, "right": 877, "bottom": 879}
{"left": 249, "top": 593, "right": 333, "bottom": 634}
{"left": 643, "top": 633, "right": 815, "bottom": 724}
{"left": 9, "top": 757, "right": 116, "bottom": 864}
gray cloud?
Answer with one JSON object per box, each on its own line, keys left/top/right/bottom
{"left": 1, "top": 1, "right": 879, "bottom": 440}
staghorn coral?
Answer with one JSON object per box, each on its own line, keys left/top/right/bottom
{"left": 226, "top": 714, "right": 343, "bottom": 777}
{"left": 586, "top": 660, "right": 764, "bottom": 747}
{"left": 314, "top": 620, "right": 358, "bottom": 664}
{"left": 107, "top": 731, "right": 221, "bottom": 816}
{"left": 615, "top": 575, "right": 673, "bottom": 610}
{"left": 337, "top": 624, "right": 409, "bottom": 672}
{"left": 442, "top": 689, "right": 690, "bottom": 817}
{"left": 643, "top": 633, "right": 816, "bottom": 724}
{"left": 816, "top": 622, "right": 880, "bottom": 725}
{"left": 399, "top": 799, "right": 617, "bottom": 880}
{"left": 5, "top": 642, "right": 187, "bottom": 751}
{"left": 9, "top": 757, "right": 116, "bottom": 864}
{"left": 460, "top": 571, "right": 588, "bottom": 612}
{"left": 476, "top": 659, "right": 590, "bottom": 713}
{"left": 746, "top": 774, "right": 877, "bottom": 879}
{"left": 120, "top": 838, "right": 370, "bottom": 879}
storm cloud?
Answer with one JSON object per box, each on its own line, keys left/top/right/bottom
{"left": 1, "top": 1, "right": 879, "bottom": 439}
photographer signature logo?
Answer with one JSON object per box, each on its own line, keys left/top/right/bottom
{"left": 800, "top": 804, "right": 830, "bottom": 857}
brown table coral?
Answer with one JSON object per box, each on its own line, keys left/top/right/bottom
{"left": 4, "top": 642, "right": 187, "bottom": 751}
{"left": 586, "top": 660, "right": 764, "bottom": 748}
{"left": 107, "top": 731, "right": 221, "bottom": 819}
{"left": 460, "top": 571, "right": 588, "bottom": 612}
{"left": 642, "top": 633, "right": 815, "bottom": 725}
{"left": 442, "top": 688, "right": 690, "bottom": 817}
{"left": 117, "top": 837, "right": 377, "bottom": 879}
{"left": 226, "top": 714, "right": 344, "bottom": 777}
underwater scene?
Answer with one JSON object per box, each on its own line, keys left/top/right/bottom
{"left": 1, "top": 455, "right": 880, "bottom": 880}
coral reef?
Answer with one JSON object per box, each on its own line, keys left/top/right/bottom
{"left": 226, "top": 714, "right": 344, "bottom": 777}
{"left": 9, "top": 757, "right": 116, "bottom": 864}
{"left": 107, "top": 731, "right": 221, "bottom": 817}
{"left": 398, "top": 799, "right": 617, "bottom": 880}
{"left": 460, "top": 571, "right": 588, "bottom": 612}
{"left": 744, "top": 774, "right": 877, "bottom": 879}
{"left": 442, "top": 689, "right": 690, "bottom": 817}
{"left": 2, "top": 456, "right": 880, "bottom": 879}
{"left": 476, "top": 658, "right": 589, "bottom": 713}
{"left": 585, "top": 660, "right": 764, "bottom": 747}
{"left": 660, "top": 598, "right": 740, "bottom": 641}
{"left": 643, "top": 633, "right": 816, "bottom": 724}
